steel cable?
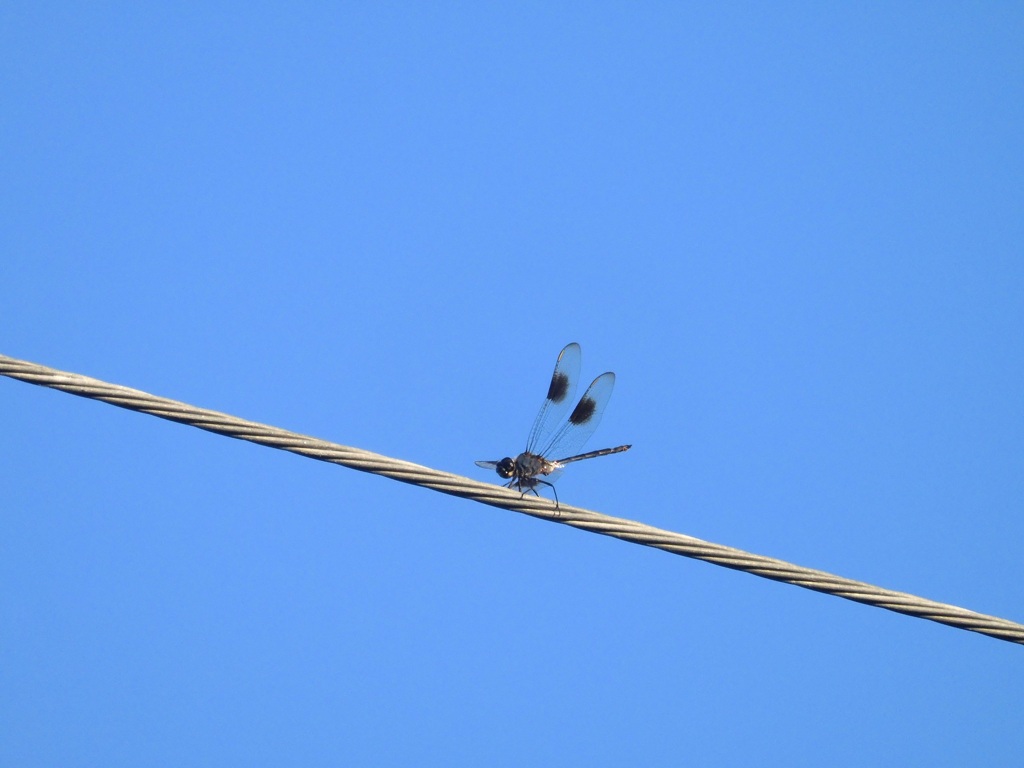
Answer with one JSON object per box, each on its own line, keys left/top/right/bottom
{"left": 2, "top": 352, "right": 1022, "bottom": 646}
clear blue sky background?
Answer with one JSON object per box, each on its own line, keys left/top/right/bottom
{"left": 3, "top": 4, "right": 1022, "bottom": 765}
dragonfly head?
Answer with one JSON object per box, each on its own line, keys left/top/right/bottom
{"left": 496, "top": 457, "right": 516, "bottom": 479}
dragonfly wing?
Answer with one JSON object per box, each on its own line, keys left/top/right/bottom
{"left": 525, "top": 342, "right": 581, "bottom": 455}
{"left": 538, "top": 371, "right": 616, "bottom": 461}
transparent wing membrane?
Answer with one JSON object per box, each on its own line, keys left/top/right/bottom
{"left": 537, "top": 371, "right": 616, "bottom": 462}
{"left": 525, "top": 342, "right": 581, "bottom": 455}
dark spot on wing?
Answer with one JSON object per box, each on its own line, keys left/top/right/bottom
{"left": 547, "top": 371, "right": 570, "bottom": 403}
{"left": 569, "top": 395, "right": 597, "bottom": 425}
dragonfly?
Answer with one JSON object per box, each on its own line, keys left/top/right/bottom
{"left": 476, "top": 342, "right": 631, "bottom": 509}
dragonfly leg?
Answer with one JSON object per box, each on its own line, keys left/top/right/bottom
{"left": 533, "top": 478, "right": 560, "bottom": 514}
{"left": 504, "top": 477, "right": 560, "bottom": 514}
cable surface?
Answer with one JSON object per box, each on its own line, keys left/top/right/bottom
{"left": 3, "top": 352, "right": 1022, "bottom": 646}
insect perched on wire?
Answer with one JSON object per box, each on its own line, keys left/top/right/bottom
{"left": 476, "top": 342, "right": 631, "bottom": 509}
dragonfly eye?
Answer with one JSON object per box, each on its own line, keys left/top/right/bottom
{"left": 496, "top": 458, "right": 516, "bottom": 479}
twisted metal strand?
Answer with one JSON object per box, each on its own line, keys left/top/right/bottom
{"left": 2, "top": 352, "right": 1021, "bottom": 646}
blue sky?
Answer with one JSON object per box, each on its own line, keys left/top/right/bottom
{"left": 3, "top": 4, "right": 1022, "bottom": 765}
